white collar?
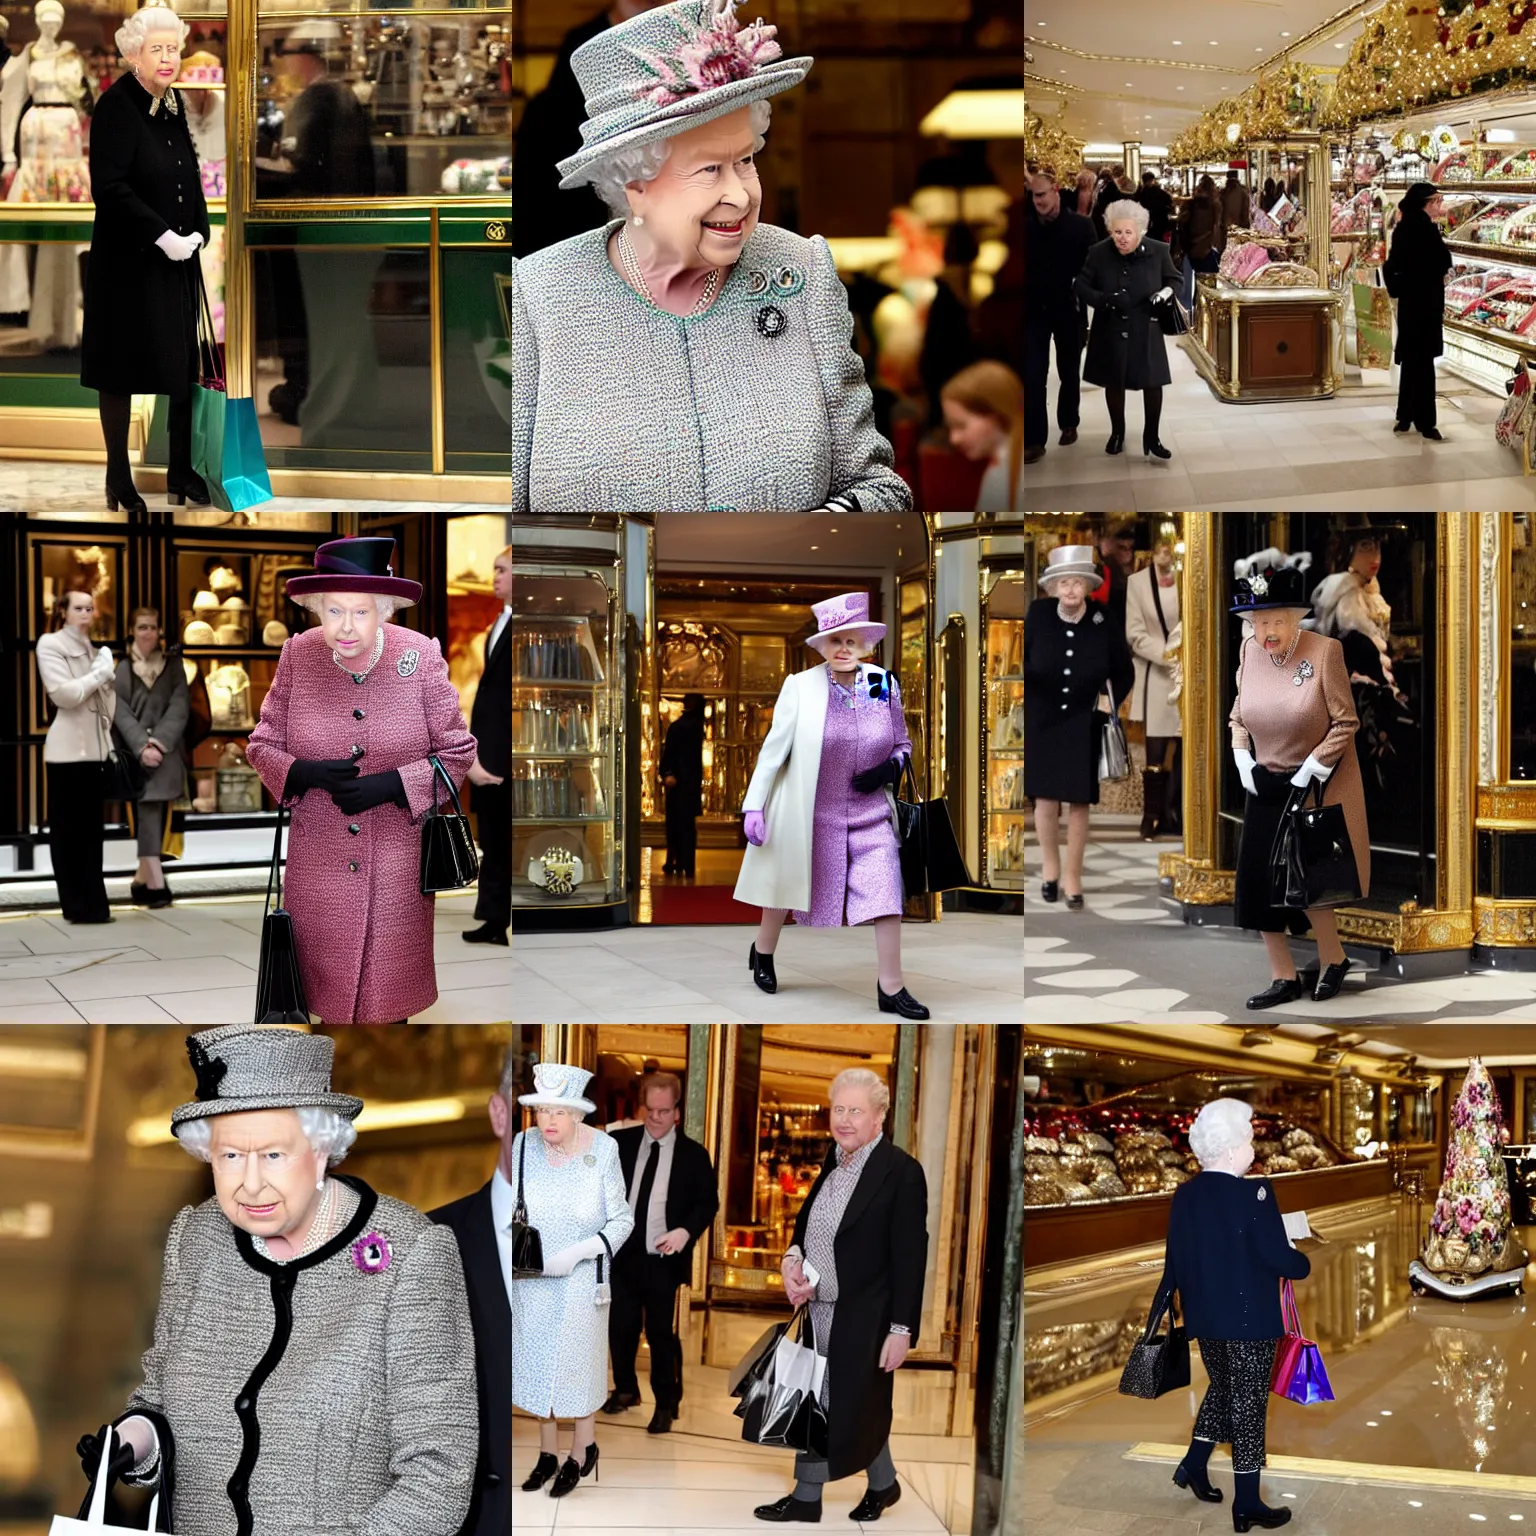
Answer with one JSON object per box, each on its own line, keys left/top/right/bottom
{"left": 1204, "top": 1166, "right": 1243, "bottom": 1178}
{"left": 645, "top": 1125, "right": 677, "bottom": 1150}
{"left": 491, "top": 1165, "right": 514, "bottom": 1229}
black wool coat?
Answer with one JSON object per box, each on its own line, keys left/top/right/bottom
{"left": 1023, "top": 597, "right": 1134, "bottom": 805}
{"left": 81, "top": 74, "right": 210, "bottom": 400}
{"left": 610, "top": 1124, "right": 720, "bottom": 1285}
{"left": 1157, "top": 1172, "right": 1312, "bottom": 1340}
{"left": 659, "top": 710, "right": 707, "bottom": 817}
{"left": 1382, "top": 211, "right": 1453, "bottom": 362}
{"left": 1023, "top": 204, "right": 1094, "bottom": 323}
{"left": 1075, "top": 236, "right": 1181, "bottom": 391}
{"left": 429, "top": 1181, "right": 511, "bottom": 1536}
{"left": 469, "top": 617, "right": 510, "bottom": 778}
{"left": 791, "top": 1136, "right": 927, "bottom": 1480}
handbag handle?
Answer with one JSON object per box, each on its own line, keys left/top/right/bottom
{"left": 1278, "top": 1276, "right": 1303, "bottom": 1336}
{"left": 426, "top": 753, "right": 468, "bottom": 819}
{"left": 1142, "top": 1284, "right": 1181, "bottom": 1342}
{"left": 514, "top": 1128, "right": 529, "bottom": 1226}
{"left": 194, "top": 258, "right": 223, "bottom": 390}
{"left": 595, "top": 1230, "right": 613, "bottom": 1285}
{"left": 264, "top": 801, "right": 288, "bottom": 915}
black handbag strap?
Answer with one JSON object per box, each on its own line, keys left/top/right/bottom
{"left": 899, "top": 754, "right": 923, "bottom": 807}
{"left": 426, "top": 753, "right": 467, "bottom": 819}
{"left": 514, "top": 1130, "right": 529, "bottom": 1224}
{"left": 1143, "top": 1285, "right": 1180, "bottom": 1342}
{"left": 596, "top": 1230, "right": 613, "bottom": 1283}
{"left": 264, "top": 802, "right": 288, "bottom": 915}
{"left": 1149, "top": 571, "right": 1171, "bottom": 643}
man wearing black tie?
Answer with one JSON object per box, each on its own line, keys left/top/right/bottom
{"left": 603, "top": 1071, "right": 720, "bottom": 1435}
{"left": 465, "top": 544, "right": 511, "bottom": 946}
{"left": 429, "top": 1048, "right": 514, "bottom": 1536}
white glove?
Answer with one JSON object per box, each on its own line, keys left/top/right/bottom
{"left": 156, "top": 229, "right": 204, "bottom": 262}
{"left": 1153, "top": 285, "right": 1174, "bottom": 303}
{"left": 542, "top": 1234, "right": 606, "bottom": 1277}
{"left": 92, "top": 645, "right": 115, "bottom": 674}
{"left": 1290, "top": 753, "right": 1334, "bottom": 789}
{"left": 1233, "top": 748, "right": 1257, "bottom": 796}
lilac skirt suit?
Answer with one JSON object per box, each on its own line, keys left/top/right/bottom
{"left": 794, "top": 674, "right": 912, "bottom": 927}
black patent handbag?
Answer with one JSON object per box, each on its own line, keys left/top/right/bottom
{"left": 510, "top": 1131, "right": 545, "bottom": 1279}
{"left": 894, "top": 756, "right": 973, "bottom": 897}
{"left": 1117, "top": 1287, "right": 1191, "bottom": 1400}
{"left": 1269, "top": 778, "right": 1362, "bottom": 910}
{"left": 254, "top": 803, "right": 310, "bottom": 1024}
{"left": 420, "top": 753, "right": 480, "bottom": 894}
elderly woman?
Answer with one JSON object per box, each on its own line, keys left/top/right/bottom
{"left": 510, "top": 1064, "right": 634, "bottom": 1499}
{"left": 1075, "top": 198, "right": 1181, "bottom": 460}
{"left": 756, "top": 1067, "right": 927, "bottom": 1525}
{"left": 81, "top": 2, "right": 210, "bottom": 513}
{"left": 1229, "top": 565, "right": 1369, "bottom": 1010}
{"left": 733, "top": 593, "right": 927, "bottom": 1020}
{"left": 74, "top": 1025, "right": 479, "bottom": 1535}
{"left": 1024, "top": 545, "right": 1134, "bottom": 910}
{"left": 113, "top": 606, "right": 191, "bottom": 909}
{"left": 36, "top": 588, "right": 117, "bottom": 924}
{"left": 246, "top": 537, "right": 476, "bottom": 1025}
{"left": 511, "top": 0, "right": 910, "bottom": 514}
{"left": 1155, "top": 1097, "right": 1310, "bottom": 1532}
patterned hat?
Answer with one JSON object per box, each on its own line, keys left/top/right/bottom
{"left": 169, "top": 1026, "right": 364, "bottom": 1128}
{"left": 1230, "top": 564, "right": 1312, "bottom": 616}
{"left": 804, "top": 590, "right": 885, "bottom": 647}
{"left": 1038, "top": 544, "right": 1101, "bottom": 591}
{"left": 556, "top": 0, "right": 813, "bottom": 191}
{"left": 518, "top": 1061, "right": 597, "bottom": 1115}
{"left": 284, "top": 537, "right": 422, "bottom": 604}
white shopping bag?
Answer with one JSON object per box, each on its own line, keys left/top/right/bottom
{"left": 772, "top": 1322, "right": 827, "bottom": 1398}
{"left": 50, "top": 1425, "right": 161, "bottom": 1535}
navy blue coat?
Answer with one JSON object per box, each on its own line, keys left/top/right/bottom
{"left": 1157, "top": 1171, "right": 1311, "bottom": 1340}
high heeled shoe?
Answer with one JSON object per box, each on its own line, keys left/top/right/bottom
{"left": 166, "top": 470, "right": 211, "bottom": 507}
{"left": 1172, "top": 1463, "right": 1223, "bottom": 1504}
{"left": 749, "top": 941, "right": 778, "bottom": 994}
{"left": 1233, "top": 1506, "right": 1291, "bottom": 1531}
{"left": 1143, "top": 437, "right": 1172, "bottom": 460}
{"left": 521, "top": 1452, "right": 558, "bottom": 1492}
{"left": 548, "top": 1442, "right": 598, "bottom": 1497}
{"left": 1105, "top": 431, "right": 1125, "bottom": 455}
{"left": 105, "top": 472, "right": 147, "bottom": 513}
{"left": 878, "top": 983, "right": 930, "bottom": 1020}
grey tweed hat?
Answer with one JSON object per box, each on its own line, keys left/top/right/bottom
{"left": 556, "top": 0, "right": 812, "bottom": 191}
{"left": 169, "top": 1025, "right": 365, "bottom": 1128}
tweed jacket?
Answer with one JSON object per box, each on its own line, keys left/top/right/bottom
{"left": 117, "top": 1177, "right": 479, "bottom": 1536}
{"left": 511, "top": 219, "right": 912, "bottom": 513}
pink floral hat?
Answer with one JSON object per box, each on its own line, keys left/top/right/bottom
{"left": 557, "top": 0, "right": 813, "bottom": 192}
{"left": 804, "top": 591, "right": 886, "bottom": 647}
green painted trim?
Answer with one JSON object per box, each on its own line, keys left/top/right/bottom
{"left": 0, "top": 376, "right": 99, "bottom": 408}
{"left": 244, "top": 219, "right": 431, "bottom": 247}
{"left": 686, "top": 1023, "right": 710, "bottom": 1143}
{"left": 0, "top": 210, "right": 226, "bottom": 243}
{"left": 893, "top": 1026, "right": 918, "bottom": 1153}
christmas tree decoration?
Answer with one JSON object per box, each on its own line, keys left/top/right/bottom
{"left": 1409, "top": 1057, "right": 1530, "bottom": 1300}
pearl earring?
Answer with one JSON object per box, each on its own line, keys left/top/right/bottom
{"left": 633, "top": 215, "right": 644, "bottom": 227}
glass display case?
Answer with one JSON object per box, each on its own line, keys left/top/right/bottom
{"left": 981, "top": 565, "right": 1025, "bottom": 890}
{"left": 899, "top": 576, "right": 928, "bottom": 788}
{"left": 511, "top": 566, "right": 620, "bottom": 913}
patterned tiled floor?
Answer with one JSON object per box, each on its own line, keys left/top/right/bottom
{"left": 1025, "top": 817, "right": 1536, "bottom": 1023}
{"left": 1022, "top": 337, "right": 1536, "bottom": 513}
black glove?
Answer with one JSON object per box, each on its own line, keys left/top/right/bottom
{"left": 852, "top": 756, "right": 905, "bottom": 794}
{"left": 284, "top": 758, "right": 361, "bottom": 801}
{"left": 329, "top": 769, "right": 407, "bottom": 815}
{"left": 77, "top": 1423, "right": 137, "bottom": 1484}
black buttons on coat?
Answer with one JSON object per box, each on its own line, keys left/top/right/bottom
{"left": 353, "top": 708, "right": 365, "bottom": 720}
{"left": 348, "top": 823, "right": 360, "bottom": 836}
{"left": 348, "top": 861, "right": 359, "bottom": 872}
{"left": 236, "top": 1397, "right": 250, "bottom": 1412}
{"left": 350, "top": 744, "right": 364, "bottom": 758}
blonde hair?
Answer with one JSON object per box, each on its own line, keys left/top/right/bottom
{"left": 941, "top": 360, "right": 1025, "bottom": 513}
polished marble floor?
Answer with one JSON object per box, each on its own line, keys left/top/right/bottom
{"left": 514, "top": 1305, "right": 973, "bottom": 1533}
{"left": 510, "top": 912, "right": 1023, "bottom": 1024}
{"left": 1022, "top": 337, "right": 1536, "bottom": 513}
{"left": 0, "top": 890, "right": 508, "bottom": 1022}
{"left": 1024, "top": 817, "right": 1536, "bottom": 1023}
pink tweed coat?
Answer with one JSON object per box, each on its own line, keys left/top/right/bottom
{"left": 247, "top": 624, "right": 477, "bottom": 1024}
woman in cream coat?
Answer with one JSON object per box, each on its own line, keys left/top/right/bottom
{"left": 1125, "top": 538, "right": 1182, "bottom": 840}
{"left": 733, "top": 593, "right": 927, "bottom": 1020}
{"left": 36, "top": 588, "right": 117, "bottom": 923}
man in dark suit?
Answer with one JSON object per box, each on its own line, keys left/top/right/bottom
{"left": 1023, "top": 167, "right": 1093, "bottom": 465}
{"left": 465, "top": 544, "right": 510, "bottom": 946}
{"left": 429, "top": 1049, "right": 514, "bottom": 1536}
{"left": 659, "top": 693, "right": 706, "bottom": 877}
{"left": 603, "top": 1070, "right": 719, "bottom": 1435}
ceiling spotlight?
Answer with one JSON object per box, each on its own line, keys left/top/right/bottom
{"left": 1335, "top": 41, "right": 1345, "bottom": 48}
{"left": 1177, "top": 85, "right": 1185, "bottom": 90}
{"left": 1280, "top": 30, "right": 1291, "bottom": 37}
{"left": 1171, "top": 39, "right": 1182, "bottom": 46}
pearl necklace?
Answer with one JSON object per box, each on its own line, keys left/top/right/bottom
{"left": 543, "top": 1127, "right": 586, "bottom": 1168}
{"left": 332, "top": 629, "right": 385, "bottom": 682}
{"left": 1268, "top": 629, "right": 1302, "bottom": 668}
{"left": 253, "top": 1176, "right": 338, "bottom": 1263}
{"left": 618, "top": 224, "right": 720, "bottom": 316}
{"left": 1056, "top": 602, "right": 1087, "bottom": 624}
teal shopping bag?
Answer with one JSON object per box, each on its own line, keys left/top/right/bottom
{"left": 191, "top": 269, "right": 272, "bottom": 512}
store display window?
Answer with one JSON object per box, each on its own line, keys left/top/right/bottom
{"left": 253, "top": 14, "right": 510, "bottom": 202}
{"left": 443, "top": 514, "right": 510, "bottom": 726}
{"left": 982, "top": 564, "right": 1024, "bottom": 890}
{"left": 26, "top": 533, "right": 124, "bottom": 734}
{"left": 899, "top": 577, "right": 927, "bottom": 786}
{"left": 1022, "top": 1044, "right": 1354, "bottom": 1210}
{"left": 589, "top": 1025, "right": 690, "bottom": 1129}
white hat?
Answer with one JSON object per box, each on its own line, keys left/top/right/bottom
{"left": 1038, "top": 545, "right": 1102, "bottom": 591}
{"left": 517, "top": 1061, "right": 596, "bottom": 1115}
{"left": 192, "top": 589, "right": 220, "bottom": 612}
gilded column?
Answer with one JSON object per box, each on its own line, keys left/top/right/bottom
{"left": 1439, "top": 511, "right": 1474, "bottom": 920}
{"left": 224, "top": 0, "right": 255, "bottom": 399}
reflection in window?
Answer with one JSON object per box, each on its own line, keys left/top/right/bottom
{"left": 255, "top": 17, "right": 510, "bottom": 200}
{"left": 1514, "top": 512, "right": 1536, "bottom": 781}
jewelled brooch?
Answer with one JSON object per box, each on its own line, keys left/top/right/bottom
{"left": 1092, "top": 611, "right": 1104, "bottom": 625}
{"left": 397, "top": 649, "right": 420, "bottom": 678}
{"left": 584, "top": 1153, "right": 597, "bottom": 1167}
{"left": 755, "top": 305, "right": 787, "bottom": 339}
{"left": 351, "top": 1232, "right": 393, "bottom": 1274}
{"left": 1292, "top": 659, "right": 1314, "bottom": 688}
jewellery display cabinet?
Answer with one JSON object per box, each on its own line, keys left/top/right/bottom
{"left": 981, "top": 565, "right": 1025, "bottom": 890}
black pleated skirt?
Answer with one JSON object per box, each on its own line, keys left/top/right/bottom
{"left": 1234, "top": 763, "right": 1311, "bottom": 935}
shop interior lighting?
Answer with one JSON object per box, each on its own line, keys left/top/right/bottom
{"left": 128, "top": 1095, "right": 470, "bottom": 1148}
{"left": 919, "top": 89, "right": 1025, "bottom": 139}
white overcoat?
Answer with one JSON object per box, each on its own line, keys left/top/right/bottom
{"left": 733, "top": 662, "right": 900, "bottom": 913}
{"left": 1124, "top": 565, "right": 1183, "bottom": 737}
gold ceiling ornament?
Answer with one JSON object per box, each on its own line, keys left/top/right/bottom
{"left": 1251, "top": 0, "right": 1387, "bottom": 75}
{"left": 1023, "top": 109, "right": 1086, "bottom": 178}
{"left": 1029, "top": 37, "right": 1243, "bottom": 74}
{"left": 1166, "top": 64, "right": 1326, "bottom": 164}
{"left": 1023, "top": 70, "right": 1085, "bottom": 96}
{"left": 1323, "top": 0, "right": 1536, "bottom": 132}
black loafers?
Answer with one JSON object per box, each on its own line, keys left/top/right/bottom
{"left": 755, "top": 1496, "right": 822, "bottom": 1523}
{"left": 849, "top": 1482, "right": 902, "bottom": 1521}
{"left": 749, "top": 941, "right": 778, "bottom": 994}
{"left": 1105, "top": 432, "right": 1125, "bottom": 455}
{"left": 1065, "top": 892, "right": 1085, "bottom": 911}
{"left": 1313, "top": 957, "right": 1352, "bottom": 1001}
{"left": 878, "top": 984, "right": 930, "bottom": 1020}
{"left": 1041, "top": 879, "right": 1060, "bottom": 903}
{"left": 1246, "top": 977, "right": 1304, "bottom": 1011}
